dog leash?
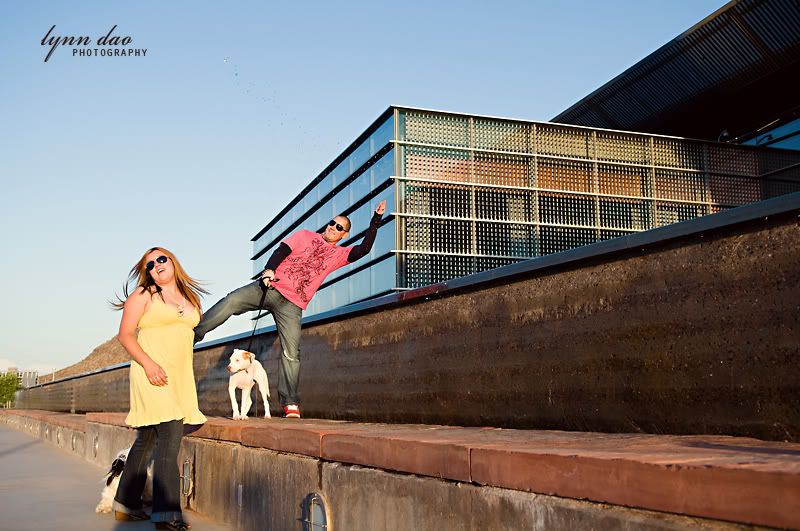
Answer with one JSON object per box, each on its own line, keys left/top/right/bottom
{"left": 246, "top": 278, "right": 276, "bottom": 417}
{"left": 246, "top": 283, "right": 269, "bottom": 353}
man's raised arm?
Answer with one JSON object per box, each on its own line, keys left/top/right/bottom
{"left": 347, "top": 200, "right": 386, "bottom": 262}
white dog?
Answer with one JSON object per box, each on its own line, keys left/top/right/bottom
{"left": 95, "top": 447, "right": 153, "bottom": 513}
{"left": 228, "top": 349, "right": 271, "bottom": 419}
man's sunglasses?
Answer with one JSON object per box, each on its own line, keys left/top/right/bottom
{"left": 146, "top": 255, "right": 168, "bottom": 272}
{"left": 328, "top": 220, "right": 347, "bottom": 232}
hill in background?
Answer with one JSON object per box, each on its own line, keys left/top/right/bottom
{"left": 45, "top": 337, "right": 129, "bottom": 382}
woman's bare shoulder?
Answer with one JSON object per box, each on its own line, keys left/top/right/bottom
{"left": 124, "top": 286, "right": 155, "bottom": 308}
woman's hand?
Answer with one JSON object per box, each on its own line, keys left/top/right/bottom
{"left": 375, "top": 199, "right": 386, "bottom": 216}
{"left": 143, "top": 361, "right": 168, "bottom": 386}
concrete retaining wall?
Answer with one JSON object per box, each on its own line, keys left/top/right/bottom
{"left": 0, "top": 411, "right": 758, "bottom": 531}
{"left": 16, "top": 195, "right": 800, "bottom": 440}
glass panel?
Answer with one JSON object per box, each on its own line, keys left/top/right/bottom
{"left": 349, "top": 268, "right": 371, "bottom": 303}
{"left": 382, "top": 181, "right": 396, "bottom": 214}
{"left": 474, "top": 118, "right": 529, "bottom": 153}
{"left": 351, "top": 139, "right": 371, "bottom": 173}
{"left": 253, "top": 234, "right": 267, "bottom": 259}
{"left": 474, "top": 152, "right": 530, "bottom": 187}
{"left": 371, "top": 255, "right": 396, "bottom": 293}
{"left": 708, "top": 174, "right": 761, "bottom": 206}
{"left": 318, "top": 173, "right": 333, "bottom": 199}
{"left": 252, "top": 248, "right": 272, "bottom": 274}
{"left": 371, "top": 149, "right": 395, "bottom": 186}
{"left": 350, "top": 169, "right": 371, "bottom": 205}
{"left": 475, "top": 187, "right": 531, "bottom": 222}
{"left": 537, "top": 159, "right": 592, "bottom": 193}
{"left": 536, "top": 124, "right": 592, "bottom": 159}
{"left": 400, "top": 110, "right": 469, "bottom": 147}
{"left": 654, "top": 202, "right": 707, "bottom": 226}
{"left": 652, "top": 138, "right": 703, "bottom": 170}
{"left": 315, "top": 286, "right": 333, "bottom": 314}
{"left": 332, "top": 188, "right": 349, "bottom": 218}
{"left": 305, "top": 296, "right": 319, "bottom": 318}
{"left": 764, "top": 133, "right": 800, "bottom": 150}
{"left": 303, "top": 188, "right": 318, "bottom": 213}
{"left": 315, "top": 197, "right": 335, "bottom": 231}
{"left": 404, "top": 145, "right": 470, "bottom": 182}
{"left": 275, "top": 214, "right": 287, "bottom": 238}
{"left": 598, "top": 164, "right": 648, "bottom": 198}
{"left": 331, "top": 158, "right": 351, "bottom": 189}
{"left": 290, "top": 203, "right": 303, "bottom": 226}
{"left": 654, "top": 169, "right": 705, "bottom": 202}
{"left": 332, "top": 279, "right": 350, "bottom": 308}
{"left": 371, "top": 115, "right": 394, "bottom": 155}
{"left": 539, "top": 192, "right": 595, "bottom": 227}
{"left": 476, "top": 222, "right": 533, "bottom": 257}
{"left": 404, "top": 181, "right": 470, "bottom": 218}
{"left": 598, "top": 199, "right": 650, "bottom": 230}
{"left": 349, "top": 201, "right": 370, "bottom": 234}
{"left": 539, "top": 226, "right": 596, "bottom": 255}
{"left": 745, "top": 117, "right": 800, "bottom": 146}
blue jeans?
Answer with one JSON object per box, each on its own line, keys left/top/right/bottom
{"left": 194, "top": 282, "right": 303, "bottom": 406}
{"left": 113, "top": 419, "right": 183, "bottom": 523}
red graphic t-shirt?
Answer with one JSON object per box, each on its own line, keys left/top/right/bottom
{"left": 272, "top": 230, "right": 351, "bottom": 310}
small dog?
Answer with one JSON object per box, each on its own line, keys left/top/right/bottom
{"left": 95, "top": 447, "right": 153, "bottom": 513}
{"left": 228, "top": 348, "right": 271, "bottom": 419}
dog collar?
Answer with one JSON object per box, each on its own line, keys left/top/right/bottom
{"left": 231, "top": 358, "right": 253, "bottom": 375}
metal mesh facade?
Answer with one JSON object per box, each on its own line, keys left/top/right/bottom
{"left": 395, "top": 108, "right": 800, "bottom": 288}
{"left": 252, "top": 106, "right": 800, "bottom": 316}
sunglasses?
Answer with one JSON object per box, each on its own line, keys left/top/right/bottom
{"left": 145, "top": 255, "right": 168, "bottom": 272}
{"left": 328, "top": 220, "right": 347, "bottom": 232}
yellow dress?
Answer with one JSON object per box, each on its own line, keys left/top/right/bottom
{"left": 125, "top": 297, "right": 207, "bottom": 427}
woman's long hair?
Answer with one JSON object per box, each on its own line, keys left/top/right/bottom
{"left": 112, "top": 247, "right": 208, "bottom": 313}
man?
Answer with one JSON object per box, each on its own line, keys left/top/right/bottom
{"left": 194, "top": 199, "right": 387, "bottom": 418}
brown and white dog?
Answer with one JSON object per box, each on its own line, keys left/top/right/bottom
{"left": 227, "top": 349, "right": 271, "bottom": 419}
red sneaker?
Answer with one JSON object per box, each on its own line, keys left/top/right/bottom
{"left": 283, "top": 405, "right": 301, "bottom": 418}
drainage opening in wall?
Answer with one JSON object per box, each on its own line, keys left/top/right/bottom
{"left": 301, "top": 493, "right": 329, "bottom": 530}
{"left": 93, "top": 435, "right": 99, "bottom": 458}
{"left": 181, "top": 458, "right": 193, "bottom": 499}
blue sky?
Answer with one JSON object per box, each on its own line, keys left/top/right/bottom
{"left": 0, "top": 0, "right": 727, "bottom": 375}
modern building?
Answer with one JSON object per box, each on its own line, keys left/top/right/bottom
{"left": 250, "top": 106, "right": 800, "bottom": 325}
{"left": 553, "top": 0, "right": 800, "bottom": 150}
{"left": 247, "top": 0, "right": 800, "bottom": 325}
{"left": 2, "top": 367, "right": 38, "bottom": 389}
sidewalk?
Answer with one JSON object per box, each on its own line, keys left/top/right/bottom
{"left": 0, "top": 424, "right": 232, "bottom": 531}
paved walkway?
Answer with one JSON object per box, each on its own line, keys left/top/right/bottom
{"left": 0, "top": 425, "right": 231, "bottom": 531}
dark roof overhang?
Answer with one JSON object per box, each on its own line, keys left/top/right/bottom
{"left": 552, "top": 0, "right": 800, "bottom": 141}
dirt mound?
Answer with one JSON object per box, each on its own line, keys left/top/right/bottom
{"left": 52, "top": 337, "right": 129, "bottom": 381}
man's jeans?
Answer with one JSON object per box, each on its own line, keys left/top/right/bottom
{"left": 195, "top": 281, "right": 303, "bottom": 406}
{"left": 113, "top": 419, "right": 183, "bottom": 523}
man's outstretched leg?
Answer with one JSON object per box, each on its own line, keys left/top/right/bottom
{"left": 194, "top": 282, "right": 265, "bottom": 343}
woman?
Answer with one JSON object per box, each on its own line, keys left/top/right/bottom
{"left": 112, "top": 247, "right": 208, "bottom": 530}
